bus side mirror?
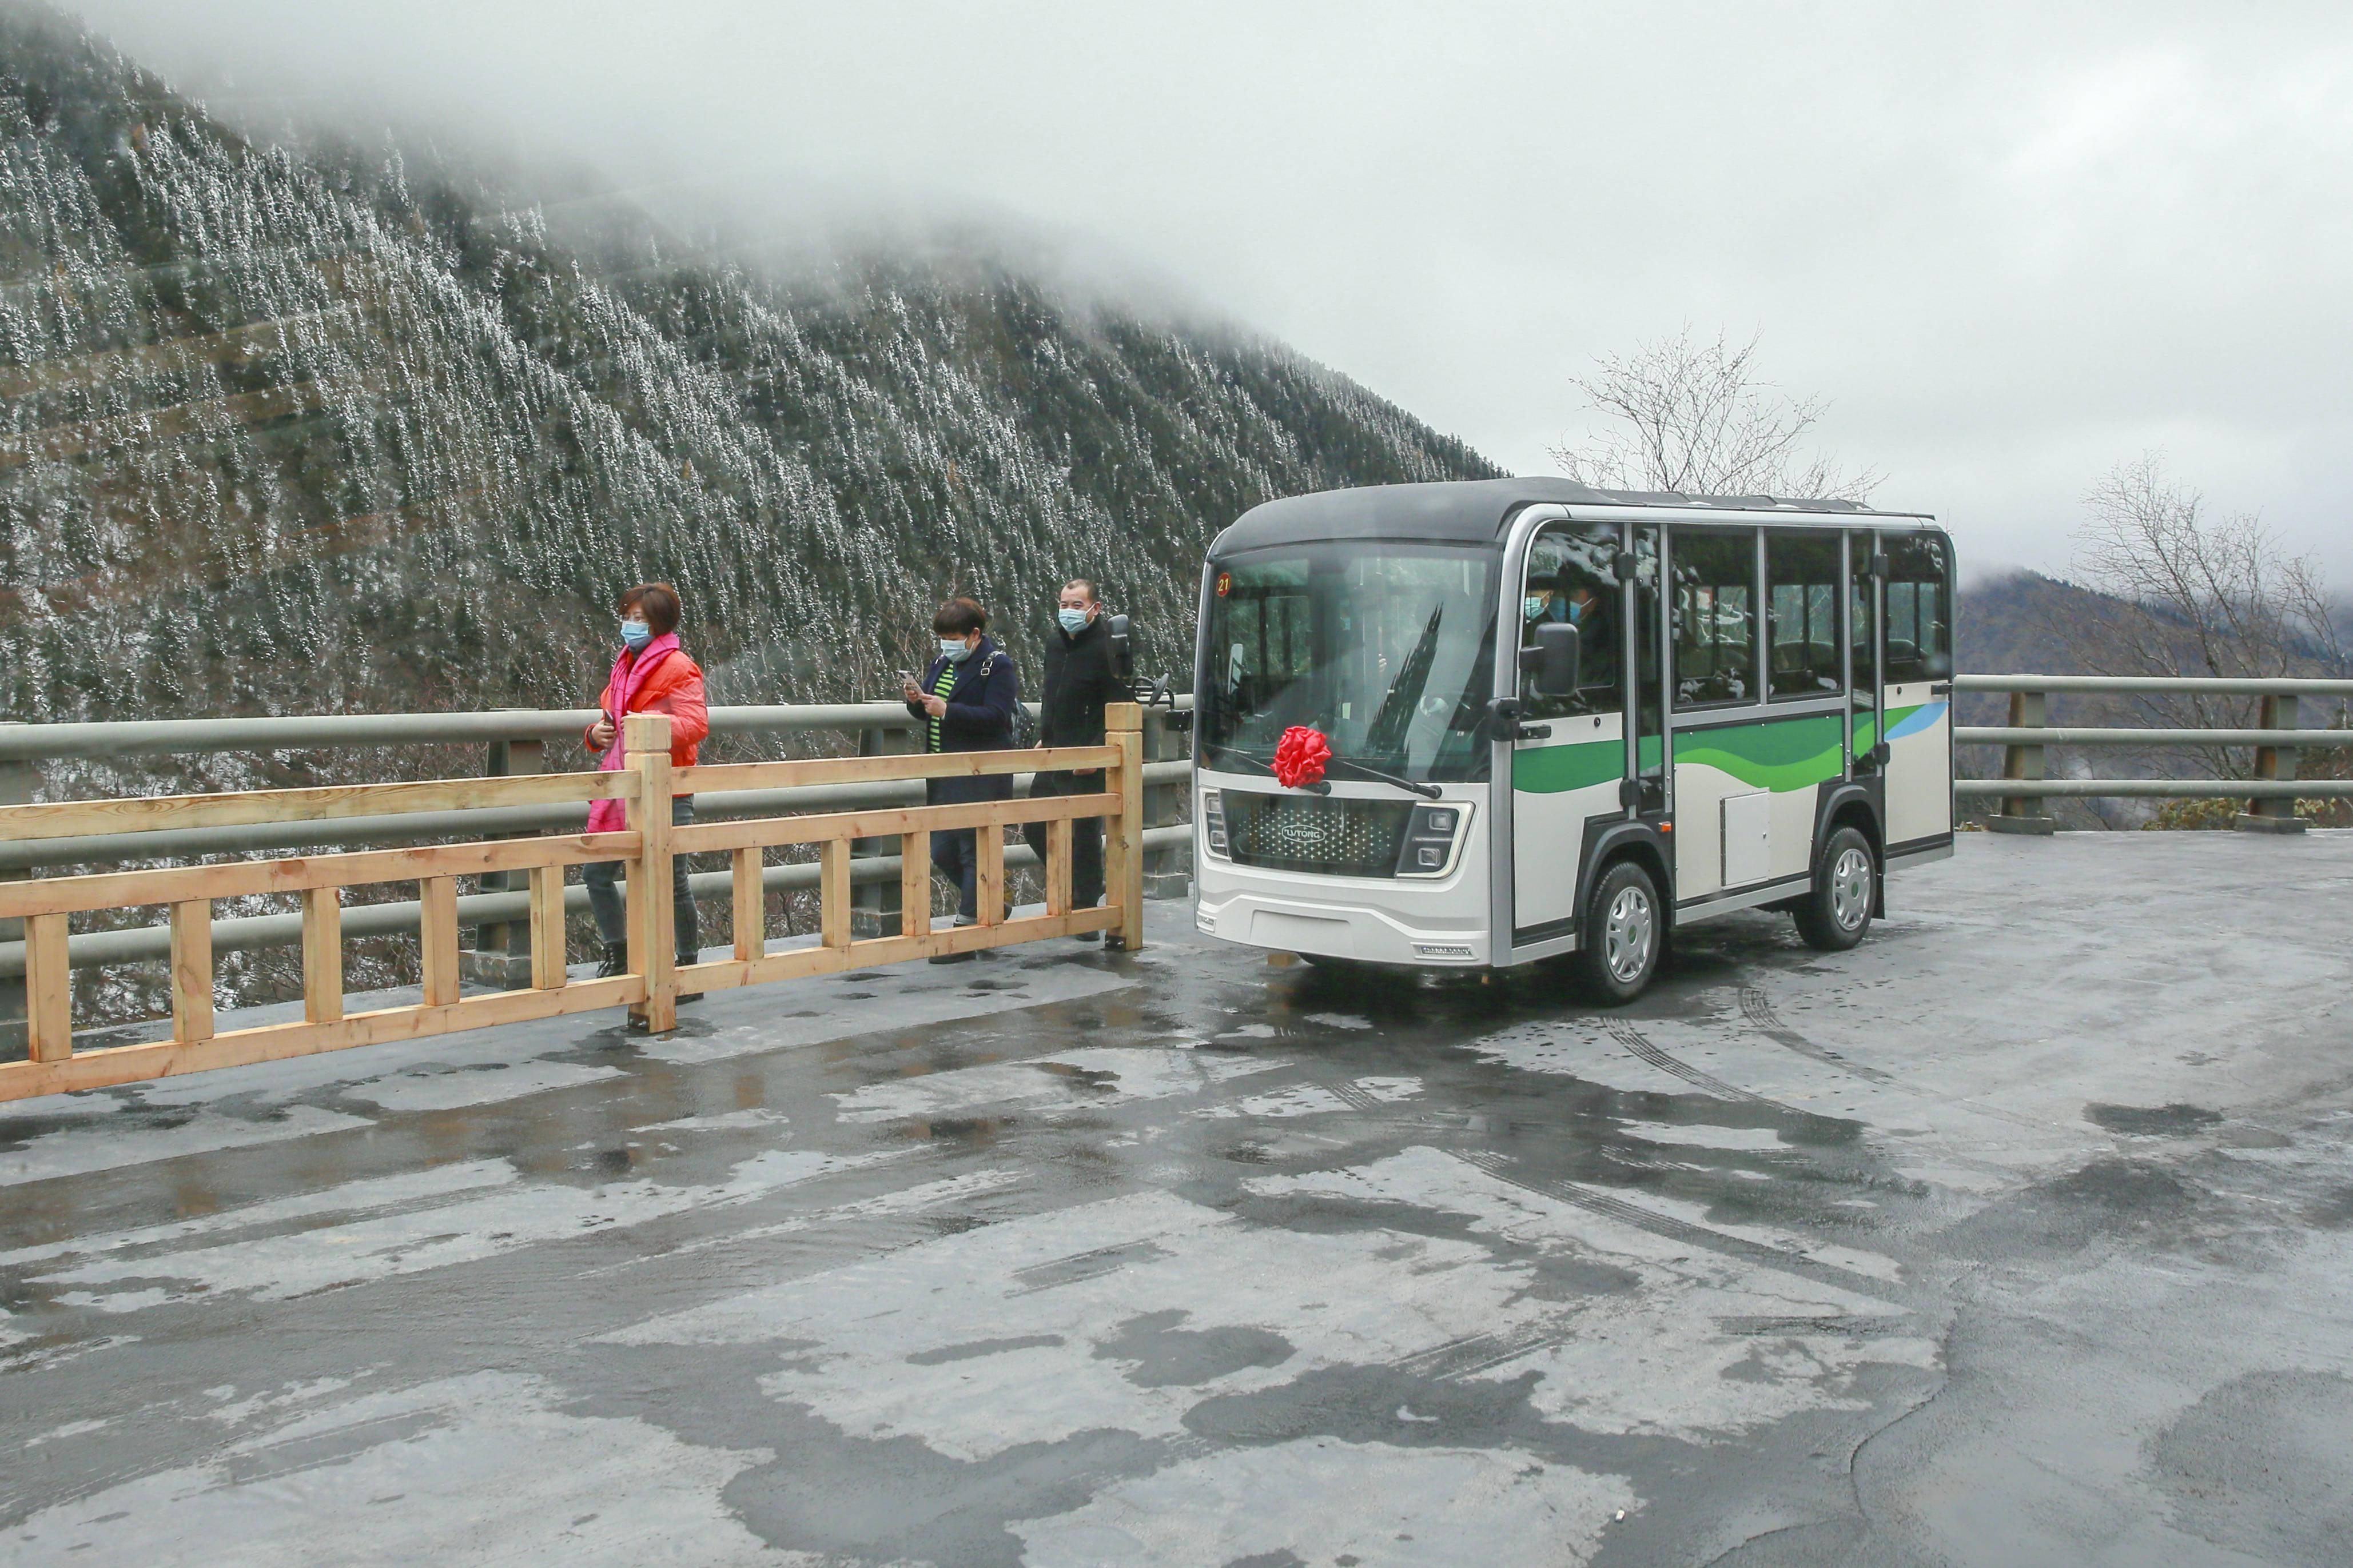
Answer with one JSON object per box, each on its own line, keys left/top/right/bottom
{"left": 1531, "top": 621, "right": 1581, "bottom": 697}
{"left": 1106, "top": 613, "right": 1133, "bottom": 680}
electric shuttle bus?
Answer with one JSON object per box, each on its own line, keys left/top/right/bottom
{"left": 1190, "top": 479, "right": 1955, "bottom": 1000}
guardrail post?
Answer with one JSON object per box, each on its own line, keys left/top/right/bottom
{"left": 0, "top": 737, "right": 33, "bottom": 1060}
{"left": 1140, "top": 708, "right": 1191, "bottom": 900}
{"left": 2238, "top": 694, "right": 2306, "bottom": 833}
{"left": 852, "top": 719, "right": 918, "bottom": 939}
{"left": 1106, "top": 701, "right": 1145, "bottom": 951}
{"left": 464, "top": 727, "right": 545, "bottom": 988}
{"left": 625, "top": 713, "right": 678, "bottom": 1032}
{"left": 1984, "top": 688, "right": 2057, "bottom": 836}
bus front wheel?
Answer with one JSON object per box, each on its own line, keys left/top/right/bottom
{"left": 1794, "top": 825, "right": 1876, "bottom": 952}
{"left": 1575, "top": 860, "right": 1662, "bottom": 1004}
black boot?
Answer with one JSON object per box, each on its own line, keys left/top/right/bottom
{"left": 596, "top": 941, "right": 628, "bottom": 979}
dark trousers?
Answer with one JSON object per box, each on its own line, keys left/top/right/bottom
{"left": 585, "top": 797, "right": 699, "bottom": 960}
{"left": 930, "top": 828, "right": 980, "bottom": 922}
{"left": 1022, "top": 769, "right": 1106, "bottom": 909}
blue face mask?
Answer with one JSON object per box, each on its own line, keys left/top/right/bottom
{"left": 1057, "top": 607, "right": 1090, "bottom": 635}
{"left": 1568, "top": 599, "right": 1585, "bottom": 625}
{"left": 940, "top": 637, "right": 973, "bottom": 663}
{"left": 620, "top": 619, "right": 652, "bottom": 651}
{"left": 1523, "top": 596, "right": 1547, "bottom": 622}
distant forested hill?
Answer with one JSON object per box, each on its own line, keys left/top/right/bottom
{"left": 0, "top": 10, "right": 1497, "bottom": 790}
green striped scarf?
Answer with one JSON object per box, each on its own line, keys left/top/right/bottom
{"left": 926, "top": 661, "right": 958, "bottom": 752}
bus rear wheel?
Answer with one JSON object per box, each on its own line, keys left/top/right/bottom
{"left": 1794, "top": 825, "right": 1876, "bottom": 952}
{"left": 1575, "top": 859, "right": 1662, "bottom": 1004}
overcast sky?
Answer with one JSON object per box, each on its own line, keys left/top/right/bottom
{"left": 62, "top": 0, "right": 2353, "bottom": 584}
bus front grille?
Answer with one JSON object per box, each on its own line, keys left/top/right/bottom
{"left": 1222, "top": 793, "right": 1414, "bottom": 878}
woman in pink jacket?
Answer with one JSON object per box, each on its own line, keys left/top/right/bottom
{"left": 582, "top": 583, "right": 710, "bottom": 982}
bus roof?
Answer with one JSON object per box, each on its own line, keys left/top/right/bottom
{"left": 1212, "top": 478, "right": 1936, "bottom": 554}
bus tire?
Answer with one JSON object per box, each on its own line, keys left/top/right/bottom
{"left": 1794, "top": 825, "right": 1876, "bottom": 952}
{"left": 1575, "top": 859, "right": 1663, "bottom": 1004}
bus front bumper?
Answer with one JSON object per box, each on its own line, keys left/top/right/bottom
{"left": 1193, "top": 890, "right": 1491, "bottom": 968}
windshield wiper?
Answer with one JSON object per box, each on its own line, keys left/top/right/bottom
{"left": 1320, "top": 756, "right": 1444, "bottom": 800}
{"left": 1201, "top": 743, "right": 1329, "bottom": 794}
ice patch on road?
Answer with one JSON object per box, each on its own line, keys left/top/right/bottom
{"left": 831, "top": 1047, "right": 1280, "bottom": 1124}
{"left": 0, "top": 1105, "right": 370, "bottom": 1185}
{"left": 1248, "top": 1147, "right": 1929, "bottom": 1441}
{"left": 640, "top": 957, "right": 1135, "bottom": 1066}
{"left": 1456, "top": 1020, "right": 1697, "bottom": 1096}
{"left": 34, "top": 1148, "right": 895, "bottom": 1309}
{"left": 349, "top": 1058, "right": 623, "bottom": 1114}
{"left": 2, "top": 1371, "right": 787, "bottom": 1566}
{"left": 608, "top": 1187, "right": 1537, "bottom": 1463}
{"left": 0, "top": 1159, "right": 520, "bottom": 1270}
{"left": 643, "top": 1108, "right": 789, "bottom": 1133}
{"left": 1619, "top": 1120, "right": 1790, "bottom": 1151}
{"left": 1197, "top": 1075, "right": 1425, "bottom": 1120}
{"left": 1018, "top": 1437, "right": 1634, "bottom": 1567}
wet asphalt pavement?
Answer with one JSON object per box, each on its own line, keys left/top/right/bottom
{"left": 2, "top": 831, "right": 2350, "bottom": 1567}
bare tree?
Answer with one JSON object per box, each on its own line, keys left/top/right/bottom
{"left": 1548, "top": 328, "right": 1881, "bottom": 502}
{"left": 2057, "top": 452, "right": 2349, "bottom": 781}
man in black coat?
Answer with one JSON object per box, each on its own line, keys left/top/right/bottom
{"left": 904, "top": 597, "right": 1018, "bottom": 961}
{"left": 1024, "top": 578, "right": 1124, "bottom": 940}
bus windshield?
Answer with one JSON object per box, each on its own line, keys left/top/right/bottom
{"left": 1201, "top": 544, "right": 1496, "bottom": 784}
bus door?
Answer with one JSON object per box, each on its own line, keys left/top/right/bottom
{"left": 1879, "top": 531, "right": 1956, "bottom": 846}
{"left": 1506, "top": 519, "right": 1630, "bottom": 947}
{"left": 1849, "top": 528, "right": 1881, "bottom": 784}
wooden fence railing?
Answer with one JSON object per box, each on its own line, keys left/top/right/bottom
{"left": 0, "top": 705, "right": 1146, "bottom": 1102}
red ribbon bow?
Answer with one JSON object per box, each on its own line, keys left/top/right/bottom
{"left": 1272, "top": 725, "right": 1332, "bottom": 789}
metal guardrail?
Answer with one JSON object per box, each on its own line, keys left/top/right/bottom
{"left": 0, "top": 702, "right": 931, "bottom": 761}
{"left": 1952, "top": 675, "right": 2353, "bottom": 698}
{"left": 1949, "top": 673, "right": 2353, "bottom": 831}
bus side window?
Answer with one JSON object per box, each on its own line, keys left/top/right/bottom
{"left": 1884, "top": 533, "right": 1953, "bottom": 684}
{"left": 1520, "top": 523, "right": 1621, "bottom": 720}
{"left": 1766, "top": 530, "right": 1844, "bottom": 700}
{"left": 1670, "top": 528, "right": 1759, "bottom": 708}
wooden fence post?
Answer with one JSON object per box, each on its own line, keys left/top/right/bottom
{"left": 2239, "top": 693, "right": 2306, "bottom": 833}
{"left": 420, "top": 876, "right": 460, "bottom": 1007}
{"left": 899, "top": 830, "right": 931, "bottom": 940}
{"left": 23, "top": 911, "right": 70, "bottom": 1064}
{"left": 732, "top": 847, "right": 765, "bottom": 960}
{"left": 1046, "top": 819, "right": 1074, "bottom": 917}
{"left": 1985, "top": 688, "right": 2056, "bottom": 836}
{"left": 527, "top": 866, "right": 567, "bottom": 991}
{"left": 821, "top": 839, "right": 852, "bottom": 949}
{"left": 1106, "top": 701, "right": 1145, "bottom": 950}
{"left": 302, "top": 886, "right": 344, "bottom": 1021}
{"left": 169, "top": 900, "right": 214, "bottom": 1043}
{"left": 626, "top": 712, "right": 678, "bottom": 1032}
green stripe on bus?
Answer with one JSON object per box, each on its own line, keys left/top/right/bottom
{"left": 1511, "top": 706, "right": 1924, "bottom": 796}
{"left": 1512, "top": 733, "right": 1662, "bottom": 793}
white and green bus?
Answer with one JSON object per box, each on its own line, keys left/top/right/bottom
{"left": 1191, "top": 480, "right": 1954, "bottom": 1000}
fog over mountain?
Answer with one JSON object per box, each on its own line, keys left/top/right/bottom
{"left": 48, "top": 0, "right": 2353, "bottom": 586}
{"left": 0, "top": 9, "right": 1494, "bottom": 789}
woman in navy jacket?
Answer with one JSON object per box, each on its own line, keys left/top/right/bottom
{"left": 903, "top": 597, "right": 1019, "bottom": 954}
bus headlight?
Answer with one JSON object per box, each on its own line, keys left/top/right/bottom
{"left": 1396, "top": 802, "right": 1465, "bottom": 877}
{"left": 1201, "top": 788, "right": 1229, "bottom": 857}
